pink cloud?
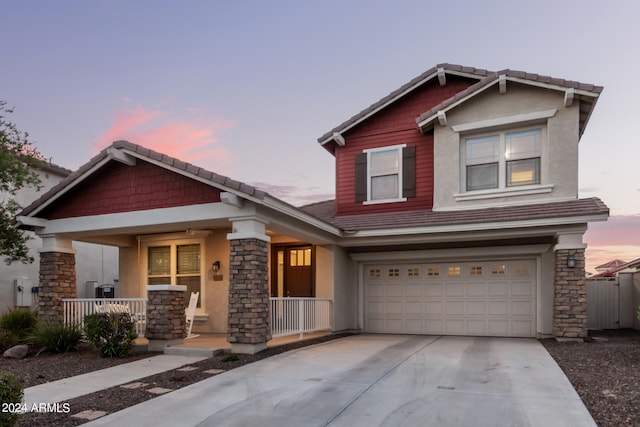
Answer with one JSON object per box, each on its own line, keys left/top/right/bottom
{"left": 95, "top": 103, "right": 235, "bottom": 172}
{"left": 585, "top": 214, "right": 640, "bottom": 273}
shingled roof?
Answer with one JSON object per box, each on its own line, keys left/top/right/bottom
{"left": 416, "top": 68, "right": 602, "bottom": 137}
{"left": 19, "top": 140, "right": 268, "bottom": 219}
{"left": 317, "top": 63, "right": 491, "bottom": 145}
{"left": 318, "top": 63, "right": 602, "bottom": 145}
{"left": 300, "top": 198, "right": 609, "bottom": 233}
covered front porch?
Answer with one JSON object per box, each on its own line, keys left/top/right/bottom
{"left": 16, "top": 141, "right": 349, "bottom": 354}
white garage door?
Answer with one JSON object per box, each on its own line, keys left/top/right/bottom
{"left": 364, "top": 260, "right": 536, "bottom": 337}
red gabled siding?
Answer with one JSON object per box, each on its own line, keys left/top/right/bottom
{"left": 42, "top": 160, "right": 221, "bottom": 219}
{"left": 335, "top": 76, "right": 474, "bottom": 216}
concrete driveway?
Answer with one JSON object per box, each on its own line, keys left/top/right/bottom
{"left": 87, "top": 335, "right": 595, "bottom": 427}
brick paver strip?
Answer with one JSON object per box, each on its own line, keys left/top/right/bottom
{"left": 204, "top": 369, "right": 226, "bottom": 375}
{"left": 176, "top": 366, "right": 199, "bottom": 372}
{"left": 71, "top": 410, "right": 108, "bottom": 420}
{"left": 147, "top": 387, "right": 173, "bottom": 395}
{"left": 120, "top": 382, "right": 148, "bottom": 389}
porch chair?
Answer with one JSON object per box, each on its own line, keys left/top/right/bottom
{"left": 185, "top": 292, "right": 200, "bottom": 339}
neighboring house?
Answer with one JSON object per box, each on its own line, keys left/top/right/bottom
{"left": 16, "top": 63, "right": 608, "bottom": 353}
{"left": 593, "top": 259, "right": 628, "bottom": 274}
{"left": 1, "top": 161, "right": 118, "bottom": 311}
{"left": 589, "top": 258, "right": 640, "bottom": 279}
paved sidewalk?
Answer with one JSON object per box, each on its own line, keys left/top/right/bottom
{"left": 23, "top": 354, "right": 207, "bottom": 409}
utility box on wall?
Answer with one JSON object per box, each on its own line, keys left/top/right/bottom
{"left": 14, "top": 277, "right": 33, "bottom": 307}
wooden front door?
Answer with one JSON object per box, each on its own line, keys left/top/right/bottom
{"left": 271, "top": 245, "right": 315, "bottom": 297}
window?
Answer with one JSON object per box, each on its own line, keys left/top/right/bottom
{"left": 448, "top": 266, "right": 461, "bottom": 276}
{"left": 147, "top": 241, "right": 203, "bottom": 308}
{"left": 355, "top": 145, "right": 415, "bottom": 203}
{"left": 464, "top": 128, "right": 542, "bottom": 192}
{"left": 289, "top": 248, "right": 311, "bottom": 267}
{"left": 427, "top": 267, "right": 440, "bottom": 276}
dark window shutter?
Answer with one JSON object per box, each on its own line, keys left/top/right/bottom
{"left": 355, "top": 153, "right": 367, "bottom": 202}
{"left": 402, "top": 146, "right": 416, "bottom": 198}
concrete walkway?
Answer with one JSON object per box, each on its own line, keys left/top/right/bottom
{"left": 23, "top": 354, "right": 207, "bottom": 408}
{"left": 84, "top": 335, "right": 596, "bottom": 427}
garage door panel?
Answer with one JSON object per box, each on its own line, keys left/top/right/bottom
{"left": 425, "top": 283, "right": 444, "bottom": 297}
{"left": 386, "top": 301, "right": 403, "bottom": 315}
{"left": 368, "top": 283, "right": 385, "bottom": 297}
{"left": 511, "top": 281, "right": 534, "bottom": 297}
{"left": 466, "top": 283, "right": 487, "bottom": 297}
{"left": 405, "top": 318, "right": 424, "bottom": 334}
{"left": 405, "top": 301, "right": 423, "bottom": 315}
{"left": 488, "top": 283, "right": 509, "bottom": 297}
{"left": 488, "top": 320, "right": 509, "bottom": 335}
{"left": 488, "top": 301, "right": 509, "bottom": 316}
{"left": 511, "top": 301, "right": 534, "bottom": 316}
{"left": 466, "top": 319, "right": 488, "bottom": 335}
{"left": 425, "top": 301, "right": 443, "bottom": 315}
{"left": 445, "top": 301, "right": 464, "bottom": 315}
{"left": 445, "top": 283, "right": 465, "bottom": 297}
{"left": 445, "top": 319, "right": 465, "bottom": 334}
{"left": 386, "top": 285, "right": 403, "bottom": 297}
{"left": 466, "top": 301, "right": 487, "bottom": 315}
{"left": 405, "top": 283, "right": 423, "bottom": 297}
{"left": 365, "top": 260, "right": 536, "bottom": 337}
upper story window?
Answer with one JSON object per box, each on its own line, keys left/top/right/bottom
{"left": 464, "top": 128, "right": 542, "bottom": 192}
{"left": 369, "top": 148, "right": 401, "bottom": 201}
{"left": 355, "top": 144, "right": 416, "bottom": 204}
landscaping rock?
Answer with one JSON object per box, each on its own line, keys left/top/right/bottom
{"left": 3, "top": 344, "right": 28, "bottom": 359}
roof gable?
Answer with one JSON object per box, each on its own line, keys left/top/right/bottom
{"left": 40, "top": 159, "right": 221, "bottom": 219}
{"left": 318, "top": 64, "right": 602, "bottom": 149}
{"left": 416, "top": 69, "right": 602, "bottom": 137}
{"left": 317, "top": 63, "right": 490, "bottom": 148}
{"left": 20, "top": 140, "right": 267, "bottom": 220}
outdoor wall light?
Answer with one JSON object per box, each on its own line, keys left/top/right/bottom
{"left": 212, "top": 260, "right": 221, "bottom": 272}
{"left": 567, "top": 255, "right": 576, "bottom": 268}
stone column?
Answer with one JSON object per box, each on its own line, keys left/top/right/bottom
{"left": 553, "top": 233, "right": 588, "bottom": 338}
{"left": 145, "top": 285, "right": 186, "bottom": 351}
{"left": 227, "top": 216, "right": 271, "bottom": 354}
{"left": 38, "top": 237, "right": 77, "bottom": 324}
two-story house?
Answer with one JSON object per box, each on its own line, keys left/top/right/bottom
{"left": 16, "top": 64, "right": 608, "bottom": 354}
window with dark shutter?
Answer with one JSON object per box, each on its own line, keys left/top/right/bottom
{"left": 356, "top": 145, "right": 416, "bottom": 204}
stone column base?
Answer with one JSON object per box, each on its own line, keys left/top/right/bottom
{"left": 147, "top": 338, "right": 185, "bottom": 352}
{"left": 231, "top": 342, "right": 268, "bottom": 355}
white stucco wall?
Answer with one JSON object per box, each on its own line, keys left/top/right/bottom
{"left": 433, "top": 84, "right": 580, "bottom": 210}
{"left": 316, "top": 244, "right": 357, "bottom": 332}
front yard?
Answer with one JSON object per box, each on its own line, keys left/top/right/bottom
{"left": 542, "top": 329, "right": 640, "bottom": 427}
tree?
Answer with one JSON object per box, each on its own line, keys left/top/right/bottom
{"left": 0, "top": 101, "right": 45, "bottom": 264}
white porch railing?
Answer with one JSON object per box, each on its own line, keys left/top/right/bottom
{"left": 270, "top": 297, "right": 333, "bottom": 338}
{"left": 63, "top": 298, "right": 148, "bottom": 337}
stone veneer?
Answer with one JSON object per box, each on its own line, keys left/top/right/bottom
{"left": 38, "top": 251, "right": 77, "bottom": 324}
{"left": 227, "top": 238, "right": 271, "bottom": 353}
{"left": 145, "top": 285, "right": 186, "bottom": 351}
{"left": 553, "top": 249, "right": 587, "bottom": 338}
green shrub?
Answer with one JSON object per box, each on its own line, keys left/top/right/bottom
{"left": 84, "top": 312, "right": 137, "bottom": 358}
{"left": 0, "top": 308, "right": 38, "bottom": 340}
{"left": 0, "top": 372, "right": 24, "bottom": 427}
{"left": 26, "top": 322, "right": 82, "bottom": 354}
